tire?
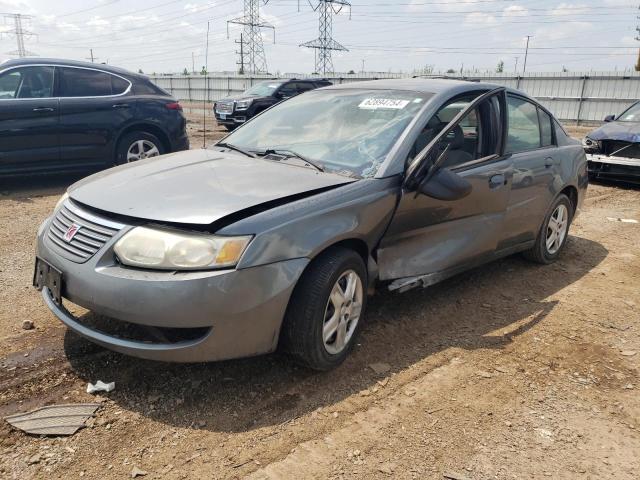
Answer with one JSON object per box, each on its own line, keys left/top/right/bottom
{"left": 224, "top": 125, "right": 236, "bottom": 132}
{"left": 523, "top": 193, "right": 573, "bottom": 264}
{"left": 115, "top": 131, "right": 165, "bottom": 165}
{"left": 281, "top": 247, "right": 368, "bottom": 371}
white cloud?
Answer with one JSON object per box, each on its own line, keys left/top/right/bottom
{"left": 503, "top": 5, "right": 528, "bottom": 17}
{"left": 464, "top": 12, "right": 497, "bottom": 25}
{"left": 549, "top": 3, "right": 590, "bottom": 16}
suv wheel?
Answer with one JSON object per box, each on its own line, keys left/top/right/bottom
{"left": 281, "top": 247, "right": 367, "bottom": 371}
{"left": 116, "top": 131, "right": 165, "bottom": 165}
{"left": 523, "top": 194, "right": 573, "bottom": 264}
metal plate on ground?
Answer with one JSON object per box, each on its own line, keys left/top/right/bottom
{"left": 4, "top": 403, "right": 100, "bottom": 436}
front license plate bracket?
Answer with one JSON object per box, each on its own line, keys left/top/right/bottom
{"left": 33, "top": 258, "right": 62, "bottom": 305}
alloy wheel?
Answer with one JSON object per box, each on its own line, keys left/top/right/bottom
{"left": 322, "top": 270, "right": 363, "bottom": 355}
{"left": 126, "top": 140, "right": 160, "bottom": 162}
{"left": 546, "top": 204, "right": 568, "bottom": 255}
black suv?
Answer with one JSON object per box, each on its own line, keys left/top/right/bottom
{"left": 213, "top": 78, "right": 332, "bottom": 130}
{"left": 0, "top": 58, "right": 189, "bottom": 175}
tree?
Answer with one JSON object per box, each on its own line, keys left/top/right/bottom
{"left": 446, "top": 68, "right": 456, "bottom": 74}
{"left": 200, "top": 66, "right": 207, "bottom": 75}
{"left": 182, "top": 68, "right": 189, "bottom": 76}
{"left": 137, "top": 69, "right": 144, "bottom": 74}
{"left": 347, "top": 69, "right": 355, "bottom": 74}
{"left": 496, "top": 60, "right": 504, "bottom": 73}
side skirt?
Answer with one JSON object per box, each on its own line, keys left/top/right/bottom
{"left": 387, "top": 240, "right": 535, "bottom": 293}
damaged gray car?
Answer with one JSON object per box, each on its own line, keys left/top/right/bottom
{"left": 583, "top": 101, "right": 640, "bottom": 184}
{"left": 34, "top": 79, "right": 588, "bottom": 371}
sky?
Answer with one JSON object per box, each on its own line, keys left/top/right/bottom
{"left": 0, "top": 0, "right": 637, "bottom": 75}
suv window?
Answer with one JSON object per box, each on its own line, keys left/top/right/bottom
{"left": 277, "top": 83, "right": 298, "bottom": 98}
{"left": 0, "top": 66, "right": 54, "bottom": 99}
{"left": 294, "top": 82, "right": 315, "bottom": 93}
{"left": 59, "top": 67, "right": 125, "bottom": 97}
{"left": 506, "top": 96, "right": 541, "bottom": 153}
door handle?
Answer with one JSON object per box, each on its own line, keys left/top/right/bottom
{"left": 32, "top": 107, "right": 54, "bottom": 113}
{"left": 489, "top": 173, "right": 506, "bottom": 189}
{"left": 112, "top": 103, "right": 130, "bottom": 109}
{"left": 544, "top": 157, "right": 554, "bottom": 168}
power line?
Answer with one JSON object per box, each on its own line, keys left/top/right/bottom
{"left": 301, "top": 0, "right": 351, "bottom": 74}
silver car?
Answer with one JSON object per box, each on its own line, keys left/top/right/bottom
{"left": 34, "top": 79, "right": 588, "bottom": 370}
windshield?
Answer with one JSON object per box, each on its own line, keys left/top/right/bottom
{"left": 618, "top": 102, "right": 640, "bottom": 122}
{"left": 243, "top": 81, "right": 282, "bottom": 97}
{"left": 222, "top": 89, "right": 431, "bottom": 177}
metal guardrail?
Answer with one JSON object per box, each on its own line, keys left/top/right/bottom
{"left": 149, "top": 71, "right": 640, "bottom": 124}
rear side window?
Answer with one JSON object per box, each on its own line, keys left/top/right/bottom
{"left": 506, "top": 96, "right": 541, "bottom": 153}
{"left": 112, "top": 75, "right": 130, "bottom": 95}
{"left": 538, "top": 108, "right": 554, "bottom": 147}
{"left": 59, "top": 68, "right": 128, "bottom": 97}
{"left": 0, "top": 66, "right": 54, "bottom": 99}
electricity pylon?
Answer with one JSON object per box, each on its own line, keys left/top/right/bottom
{"left": 227, "top": 0, "right": 274, "bottom": 74}
{"left": 301, "top": 0, "right": 351, "bottom": 75}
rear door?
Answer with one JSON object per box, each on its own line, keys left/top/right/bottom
{"left": 499, "top": 95, "right": 559, "bottom": 248}
{"left": 0, "top": 65, "right": 59, "bottom": 172}
{"left": 58, "top": 66, "right": 135, "bottom": 166}
{"left": 377, "top": 89, "right": 514, "bottom": 282}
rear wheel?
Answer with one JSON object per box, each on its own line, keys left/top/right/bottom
{"left": 115, "top": 131, "right": 165, "bottom": 165}
{"left": 281, "top": 247, "right": 367, "bottom": 371}
{"left": 523, "top": 194, "right": 573, "bottom": 264}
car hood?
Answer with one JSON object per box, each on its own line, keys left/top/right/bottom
{"left": 68, "top": 149, "right": 356, "bottom": 225}
{"left": 587, "top": 121, "right": 640, "bottom": 143}
{"left": 217, "top": 96, "right": 259, "bottom": 103}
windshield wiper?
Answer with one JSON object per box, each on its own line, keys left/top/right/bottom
{"left": 262, "top": 148, "right": 324, "bottom": 172}
{"left": 216, "top": 142, "right": 256, "bottom": 158}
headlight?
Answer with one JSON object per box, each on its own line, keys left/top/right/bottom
{"left": 55, "top": 192, "right": 69, "bottom": 211}
{"left": 114, "top": 227, "right": 251, "bottom": 270}
{"left": 582, "top": 137, "right": 600, "bottom": 150}
{"left": 235, "top": 99, "right": 253, "bottom": 110}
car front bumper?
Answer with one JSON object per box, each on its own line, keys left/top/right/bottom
{"left": 587, "top": 153, "right": 640, "bottom": 185}
{"left": 35, "top": 216, "right": 308, "bottom": 362}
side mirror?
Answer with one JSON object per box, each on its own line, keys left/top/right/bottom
{"left": 419, "top": 168, "right": 472, "bottom": 201}
{"left": 604, "top": 114, "right": 615, "bottom": 122}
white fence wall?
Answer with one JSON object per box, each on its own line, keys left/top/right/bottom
{"left": 149, "top": 71, "right": 640, "bottom": 124}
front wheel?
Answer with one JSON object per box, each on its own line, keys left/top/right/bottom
{"left": 115, "top": 131, "right": 165, "bottom": 165}
{"left": 281, "top": 247, "right": 367, "bottom": 371}
{"left": 523, "top": 194, "right": 573, "bottom": 264}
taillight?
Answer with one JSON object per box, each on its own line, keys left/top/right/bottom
{"left": 165, "top": 102, "right": 182, "bottom": 111}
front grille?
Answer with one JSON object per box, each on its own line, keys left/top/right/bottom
{"left": 215, "top": 102, "right": 234, "bottom": 114}
{"left": 602, "top": 140, "right": 640, "bottom": 159}
{"left": 47, "top": 201, "right": 124, "bottom": 263}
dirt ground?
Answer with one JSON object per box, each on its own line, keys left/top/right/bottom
{"left": 0, "top": 122, "right": 639, "bottom": 480}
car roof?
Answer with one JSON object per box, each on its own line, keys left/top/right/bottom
{"left": 0, "top": 57, "right": 144, "bottom": 80}
{"left": 323, "top": 78, "right": 503, "bottom": 95}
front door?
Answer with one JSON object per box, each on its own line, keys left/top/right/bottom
{"left": 0, "top": 65, "right": 59, "bottom": 173}
{"left": 58, "top": 66, "right": 135, "bottom": 166}
{"left": 378, "top": 89, "right": 513, "bottom": 283}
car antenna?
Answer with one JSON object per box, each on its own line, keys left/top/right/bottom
{"left": 202, "top": 20, "right": 211, "bottom": 149}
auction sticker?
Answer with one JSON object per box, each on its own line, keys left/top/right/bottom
{"left": 359, "top": 98, "right": 410, "bottom": 110}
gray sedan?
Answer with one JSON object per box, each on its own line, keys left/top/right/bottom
{"left": 34, "top": 79, "right": 588, "bottom": 370}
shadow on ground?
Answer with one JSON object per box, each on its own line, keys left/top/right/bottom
{"left": 64, "top": 235, "right": 608, "bottom": 433}
{"left": 0, "top": 172, "right": 95, "bottom": 200}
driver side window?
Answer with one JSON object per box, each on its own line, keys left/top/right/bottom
{"left": 408, "top": 93, "right": 499, "bottom": 168}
